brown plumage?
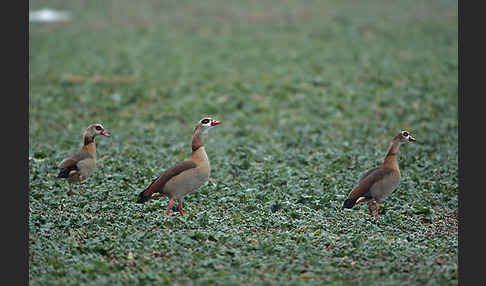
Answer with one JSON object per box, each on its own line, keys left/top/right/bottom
{"left": 342, "top": 130, "right": 416, "bottom": 217}
{"left": 136, "top": 117, "right": 222, "bottom": 216}
{"left": 57, "top": 124, "right": 110, "bottom": 196}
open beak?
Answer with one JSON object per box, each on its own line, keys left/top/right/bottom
{"left": 408, "top": 135, "right": 416, "bottom": 142}
{"left": 101, "top": 130, "right": 110, "bottom": 136}
{"left": 211, "top": 120, "right": 222, "bottom": 126}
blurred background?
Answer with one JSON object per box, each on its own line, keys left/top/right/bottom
{"left": 29, "top": 0, "right": 457, "bottom": 141}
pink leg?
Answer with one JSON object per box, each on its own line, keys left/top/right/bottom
{"left": 78, "top": 176, "right": 83, "bottom": 195}
{"left": 178, "top": 200, "right": 184, "bottom": 216}
{"left": 166, "top": 199, "right": 175, "bottom": 216}
{"left": 375, "top": 202, "right": 380, "bottom": 218}
{"left": 69, "top": 183, "right": 74, "bottom": 197}
{"left": 368, "top": 201, "right": 373, "bottom": 217}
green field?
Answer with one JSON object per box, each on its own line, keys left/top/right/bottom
{"left": 29, "top": 0, "right": 458, "bottom": 285}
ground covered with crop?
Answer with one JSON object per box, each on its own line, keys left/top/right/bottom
{"left": 29, "top": 0, "right": 458, "bottom": 285}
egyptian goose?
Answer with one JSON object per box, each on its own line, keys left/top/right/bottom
{"left": 57, "top": 124, "right": 110, "bottom": 196}
{"left": 342, "top": 130, "right": 416, "bottom": 217}
{"left": 136, "top": 117, "right": 222, "bottom": 216}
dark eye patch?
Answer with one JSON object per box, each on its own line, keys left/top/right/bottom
{"left": 201, "top": 119, "right": 210, "bottom": 124}
{"left": 95, "top": 126, "right": 102, "bottom": 131}
{"left": 402, "top": 131, "right": 408, "bottom": 137}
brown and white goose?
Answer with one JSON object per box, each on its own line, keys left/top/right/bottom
{"left": 136, "top": 117, "right": 222, "bottom": 216}
{"left": 57, "top": 124, "right": 110, "bottom": 196}
{"left": 342, "top": 130, "right": 416, "bottom": 217}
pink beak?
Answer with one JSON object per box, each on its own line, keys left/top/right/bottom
{"left": 101, "top": 130, "right": 110, "bottom": 136}
{"left": 211, "top": 120, "right": 222, "bottom": 126}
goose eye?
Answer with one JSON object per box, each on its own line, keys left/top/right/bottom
{"left": 402, "top": 131, "right": 408, "bottom": 137}
{"left": 201, "top": 119, "right": 210, "bottom": 124}
{"left": 95, "top": 126, "right": 102, "bottom": 131}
